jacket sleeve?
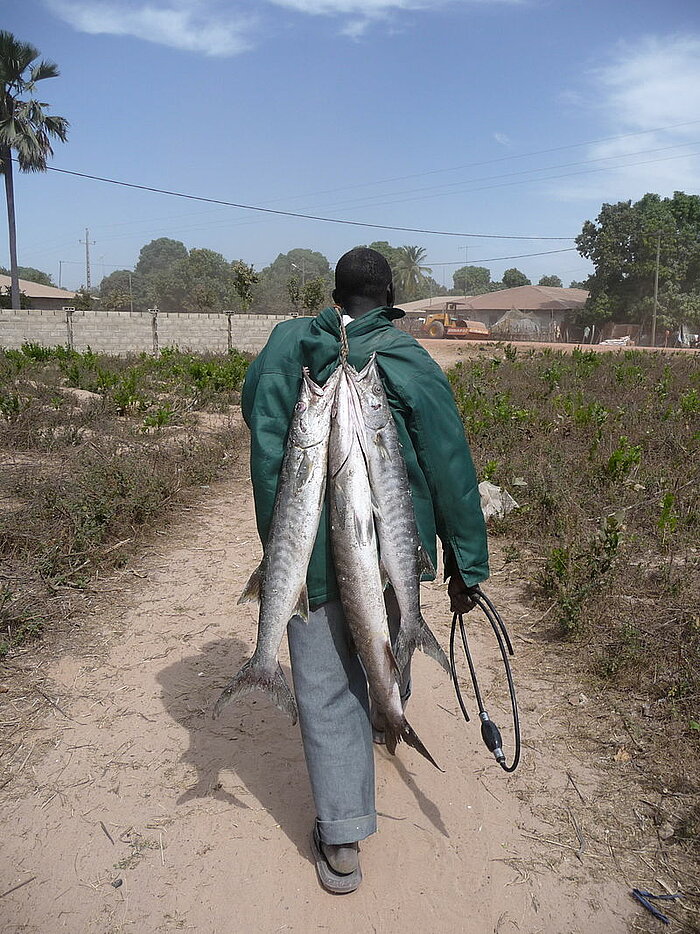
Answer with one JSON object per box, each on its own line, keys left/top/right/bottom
{"left": 400, "top": 361, "right": 489, "bottom": 588}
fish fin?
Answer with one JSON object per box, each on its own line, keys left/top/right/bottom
{"left": 418, "top": 544, "right": 436, "bottom": 577}
{"left": 384, "top": 724, "right": 398, "bottom": 755}
{"left": 384, "top": 641, "right": 401, "bottom": 679}
{"left": 417, "top": 616, "right": 451, "bottom": 674}
{"left": 294, "top": 584, "right": 309, "bottom": 622}
{"left": 374, "top": 430, "right": 391, "bottom": 461}
{"left": 394, "top": 616, "right": 451, "bottom": 675}
{"left": 238, "top": 562, "right": 264, "bottom": 605}
{"left": 353, "top": 510, "right": 374, "bottom": 545}
{"left": 213, "top": 660, "right": 298, "bottom": 724}
{"left": 397, "top": 718, "right": 443, "bottom": 772}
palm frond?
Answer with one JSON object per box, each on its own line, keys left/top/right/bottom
{"left": 29, "top": 59, "right": 60, "bottom": 84}
{"left": 0, "top": 31, "right": 40, "bottom": 86}
{"left": 0, "top": 33, "right": 69, "bottom": 173}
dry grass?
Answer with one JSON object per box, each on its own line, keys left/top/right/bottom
{"left": 449, "top": 344, "right": 700, "bottom": 877}
{"left": 0, "top": 343, "right": 251, "bottom": 656}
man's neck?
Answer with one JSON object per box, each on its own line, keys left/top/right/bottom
{"left": 337, "top": 298, "right": 386, "bottom": 320}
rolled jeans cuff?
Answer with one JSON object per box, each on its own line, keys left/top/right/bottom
{"left": 316, "top": 813, "right": 377, "bottom": 845}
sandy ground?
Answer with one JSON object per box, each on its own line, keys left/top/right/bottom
{"left": 0, "top": 447, "right": 645, "bottom": 934}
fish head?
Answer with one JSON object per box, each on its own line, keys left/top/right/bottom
{"left": 289, "top": 366, "right": 341, "bottom": 447}
{"left": 350, "top": 355, "right": 391, "bottom": 431}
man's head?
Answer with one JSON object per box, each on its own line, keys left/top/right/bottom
{"left": 333, "top": 248, "right": 394, "bottom": 312}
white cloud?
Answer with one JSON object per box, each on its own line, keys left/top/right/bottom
{"left": 554, "top": 35, "right": 700, "bottom": 202}
{"left": 268, "top": 0, "right": 517, "bottom": 15}
{"left": 340, "top": 17, "right": 373, "bottom": 37}
{"left": 47, "top": 0, "right": 255, "bottom": 57}
{"left": 493, "top": 132, "right": 510, "bottom": 146}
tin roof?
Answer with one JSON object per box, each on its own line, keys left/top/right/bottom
{"left": 0, "top": 274, "right": 77, "bottom": 300}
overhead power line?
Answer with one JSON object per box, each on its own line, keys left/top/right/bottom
{"left": 427, "top": 247, "right": 577, "bottom": 266}
{"left": 38, "top": 161, "right": 574, "bottom": 241}
{"left": 281, "top": 119, "right": 700, "bottom": 200}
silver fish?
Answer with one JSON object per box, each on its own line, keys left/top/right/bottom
{"left": 213, "top": 366, "right": 342, "bottom": 723}
{"left": 348, "top": 355, "right": 450, "bottom": 676}
{"left": 329, "top": 366, "right": 440, "bottom": 769}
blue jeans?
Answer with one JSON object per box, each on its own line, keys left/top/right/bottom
{"left": 287, "top": 588, "right": 410, "bottom": 846}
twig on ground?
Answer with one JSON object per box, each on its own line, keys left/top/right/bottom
{"left": 36, "top": 689, "right": 72, "bottom": 720}
{"left": 0, "top": 876, "right": 37, "bottom": 899}
{"left": 566, "top": 771, "right": 586, "bottom": 803}
{"left": 99, "top": 821, "right": 115, "bottom": 845}
{"left": 567, "top": 808, "right": 586, "bottom": 862}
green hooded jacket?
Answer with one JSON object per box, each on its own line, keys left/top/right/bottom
{"left": 241, "top": 305, "right": 489, "bottom": 609}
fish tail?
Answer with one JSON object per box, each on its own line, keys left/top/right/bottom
{"left": 417, "top": 616, "right": 451, "bottom": 674}
{"left": 384, "top": 717, "right": 443, "bottom": 772}
{"left": 212, "top": 659, "right": 298, "bottom": 724}
{"left": 394, "top": 617, "right": 450, "bottom": 675}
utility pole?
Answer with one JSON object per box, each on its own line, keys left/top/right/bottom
{"left": 462, "top": 244, "right": 469, "bottom": 297}
{"left": 79, "top": 227, "right": 95, "bottom": 290}
{"left": 58, "top": 260, "right": 64, "bottom": 289}
{"left": 652, "top": 230, "right": 661, "bottom": 347}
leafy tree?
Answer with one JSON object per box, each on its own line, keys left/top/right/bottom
{"left": 0, "top": 263, "right": 53, "bottom": 285}
{"left": 569, "top": 279, "right": 588, "bottom": 290}
{"left": 452, "top": 265, "right": 491, "bottom": 295}
{"left": 360, "top": 241, "right": 404, "bottom": 274}
{"left": 231, "top": 260, "right": 258, "bottom": 311}
{"left": 287, "top": 275, "right": 301, "bottom": 313}
{"left": 0, "top": 31, "right": 69, "bottom": 309}
{"left": 252, "top": 248, "right": 331, "bottom": 313}
{"left": 72, "top": 286, "right": 94, "bottom": 310}
{"left": 576, "top": 191, "right": 700, "bottom": 329}
{"left": 538, "top": 275, "right": 563, "bottom": 288}
{"left": 393, "top": 245, "right": 432, "bottom": 302}
{"left": 100, "top": 269, "right": 137, "bottom": 310}
{"left": 301, "top": 276, "right": 327, "bottom": 315}
{"left": 152, "top": 248, "right": 237, "bottom": 313}
{"left": 134, "top": 237, "right": 188, "bottom": 299}
{"left": 502, "top": 268, "right": 531, "bottom": 288}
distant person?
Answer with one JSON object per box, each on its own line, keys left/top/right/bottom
{"left": 583, "top": 325, "right": 590, "bottom": 344}
{"left": 240, "top": 248, "right": 488, "bottom": 893}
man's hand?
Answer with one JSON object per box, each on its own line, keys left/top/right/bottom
{"left": 448, "top": 572, "right": 479, "bottom": 614}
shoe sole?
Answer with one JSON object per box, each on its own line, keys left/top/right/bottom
{"left": 311, "top": 828, "right": 362, "bottom": 895}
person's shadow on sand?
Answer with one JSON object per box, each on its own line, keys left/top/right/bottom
{"left": 157, "top": 635, "right": 314, "bottom": 859}
{"left": 157, "top": 633, "right": 450, "bottom": 858}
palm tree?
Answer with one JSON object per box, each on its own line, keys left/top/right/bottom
{"left": 0, "top": 31, "right": 68, "bottom": 309}
{"left": 393, "top": 245, "right": 432, "bottom": 302}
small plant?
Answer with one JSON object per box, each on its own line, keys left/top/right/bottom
{"left": 605, "top": 435, "right": 641, "bottom": 480}
{"left": 658, "top": 491, "right": 679, "bottom": 541}
{"left": 142, "top": 404, "right": 177, "bottom": 430}
{"left": 482, "top": 459, "right": 499, "bottom": 481}
{"left": 0, "top": 389, "right": 21, "bottom": 421}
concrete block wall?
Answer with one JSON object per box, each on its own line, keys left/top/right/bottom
{"left": 0, "top": 309, "right": 295, "bottom": 355}
{"left": 0, "top": 309, "right": 69, "bottom": 348}
{"left": 72, "top": 310, "right": 153, "bottom": 354}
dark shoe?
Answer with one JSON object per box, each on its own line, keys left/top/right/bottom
{"left": 311, "top": 825, "right": 362, "bottom": 894}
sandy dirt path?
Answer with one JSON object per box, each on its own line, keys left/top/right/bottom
{"left": 0, "top": 456, "right": 636, "bottom": 933}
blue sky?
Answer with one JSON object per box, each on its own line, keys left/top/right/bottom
{"left": 4, "top": 0, "right": 700, "bottom": 291}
